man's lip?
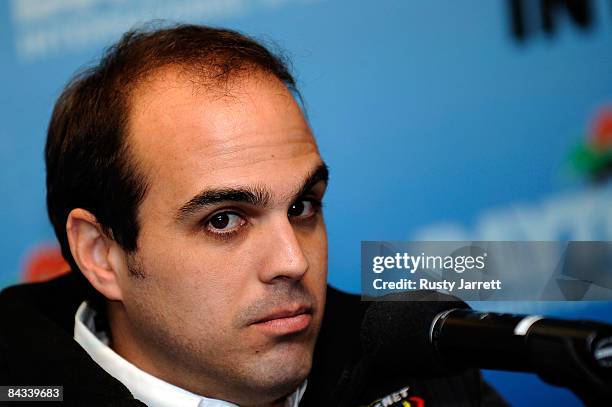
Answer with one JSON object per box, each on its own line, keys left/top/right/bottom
{"left": 250, "top": 305, "right": 312, "bottom": 325}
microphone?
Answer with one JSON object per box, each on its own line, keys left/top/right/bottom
{"left": 360, "top": 291, "right": 469, "bottom": 377}
{"left": 361, "top": 291, "right": 612, "bottom": 405}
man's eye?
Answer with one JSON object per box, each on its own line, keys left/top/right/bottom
{"left": 288, "top": 199, "right": 319, "bottom": 219}
{"left": 206, "top": 212, "right": 245, "bottom": 233}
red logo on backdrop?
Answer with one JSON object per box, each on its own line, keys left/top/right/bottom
{"left": 592, "top": 109, "right": 612, "bottom": 150}
{"left": 571, "top": 107, "right": 612, "bottom": 182}
{"left": 22, "top": 244, "right": 70, "bottom": 283}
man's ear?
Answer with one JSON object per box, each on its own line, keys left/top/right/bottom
{"left": 66, "top": 208, "right": 126, "bottom": 301}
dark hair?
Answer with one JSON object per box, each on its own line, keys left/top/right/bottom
{"left": 45, "top": 23, "right": 298, "bottom": 272}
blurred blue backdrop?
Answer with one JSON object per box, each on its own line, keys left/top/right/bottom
{"left": 2, "top": 1, "right": 612, "bottom": 405}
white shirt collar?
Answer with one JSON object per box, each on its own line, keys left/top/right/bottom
{"left": 74, "top": 301, "right": 306, "bottom": 407}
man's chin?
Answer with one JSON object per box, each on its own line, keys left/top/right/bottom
{"left": 243, "top": 344, "right": 313, "bottom": 399}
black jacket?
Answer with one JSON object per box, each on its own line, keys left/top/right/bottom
{"left": 0, "top": 273, "right": 507, "bottom": 406}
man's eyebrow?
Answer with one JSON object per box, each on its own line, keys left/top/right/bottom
{"left": 175, "top": 186, "right": 272, "bottom": 222}
{"left": 287, "top": 162, "right": 329, "bottom": 202}
{"left": 175, "top": 162, "right": 329, "bottom": 222}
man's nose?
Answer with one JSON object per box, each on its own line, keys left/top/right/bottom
{"left": 258, "top": 216, "right": 309, "bottom": 283}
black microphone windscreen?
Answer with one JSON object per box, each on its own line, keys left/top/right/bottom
{"left": 360, "top": 290, "right": 470, "bottom": 376}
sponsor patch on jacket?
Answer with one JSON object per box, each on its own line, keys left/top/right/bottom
{"left": 364, "top": 386, "right": 425, "bottom": 407}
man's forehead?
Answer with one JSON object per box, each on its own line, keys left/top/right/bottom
{"left": 128, "top": 67, "right": 312, "bottom": 155}
{"left": 125, "top": 66, "right": 321, "bottom": 210}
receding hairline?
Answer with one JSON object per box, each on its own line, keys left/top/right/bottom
{"left": 126, "top": 61, "right": 293, "bottom": 107}
{"left": 123, "top": 61, "right": 303, "bottom": 155}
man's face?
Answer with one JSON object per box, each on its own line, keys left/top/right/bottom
{"left": 115, "top": 67, "right": 328, "bottom": 404}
